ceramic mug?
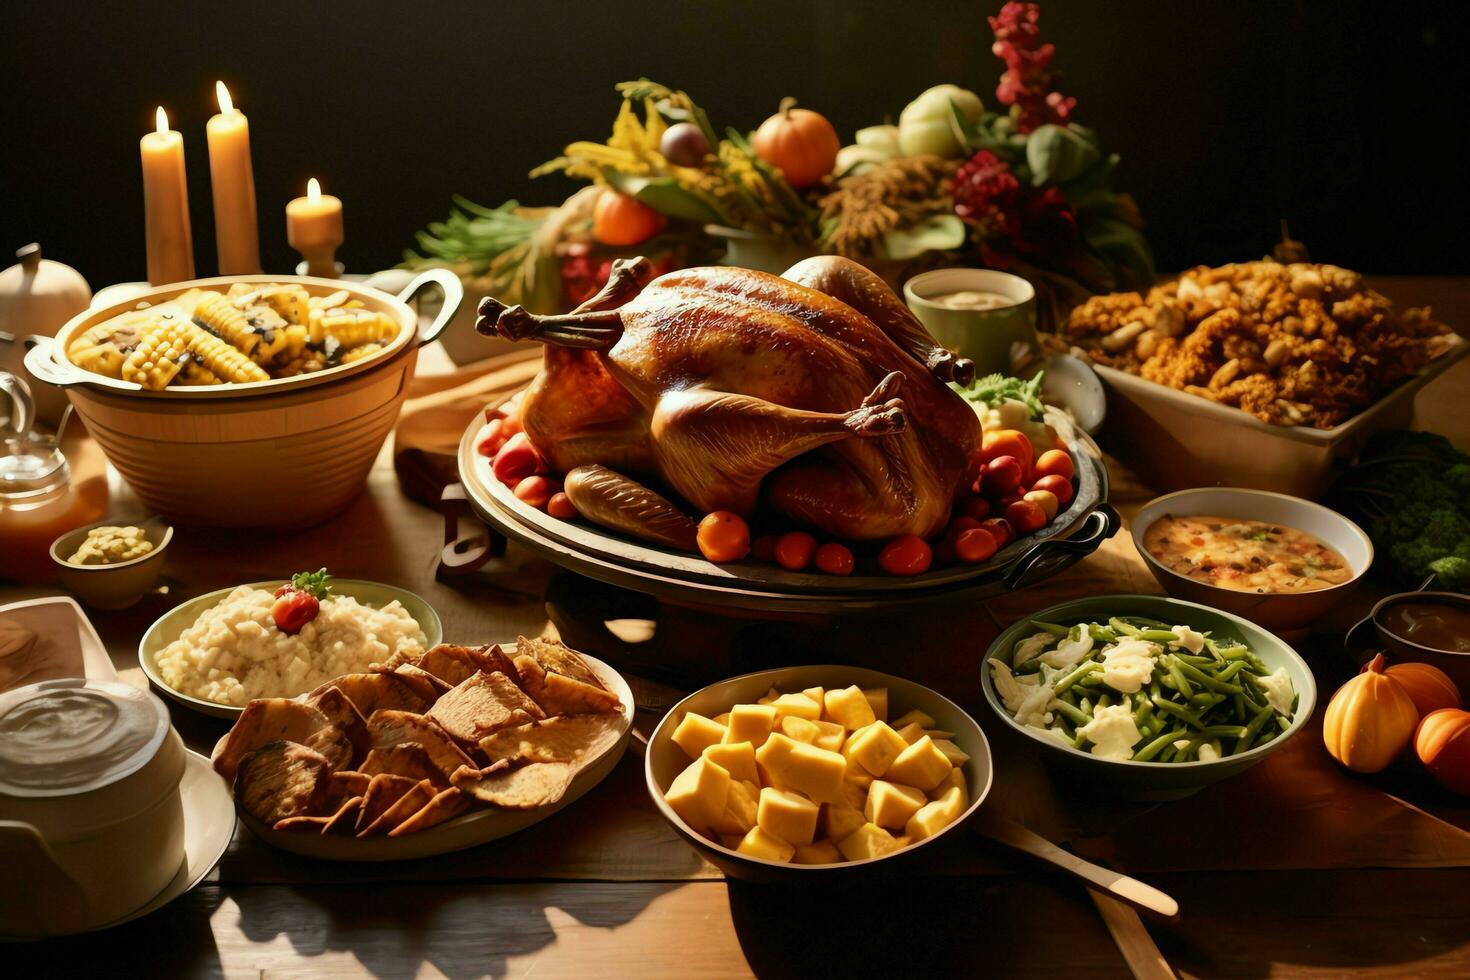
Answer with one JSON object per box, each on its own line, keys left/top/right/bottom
{"left": 904, "top": 268, "right": 1038, "bottom": 378}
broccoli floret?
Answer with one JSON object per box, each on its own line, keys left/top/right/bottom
{"left": 1430, "top": 556, "right": 1470, "bottom": 590}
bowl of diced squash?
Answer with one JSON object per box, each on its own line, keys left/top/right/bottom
{"left": 645, "top": 665, "right": 992, "bottom": 879}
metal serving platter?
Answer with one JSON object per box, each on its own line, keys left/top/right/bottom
{"left": 456, "top": 416, "right": 1118, "bottom": 614}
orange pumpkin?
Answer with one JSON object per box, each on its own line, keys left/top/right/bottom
{"left": 752, "top": 98, "right": 840, "bottom": 189}
{"left": 1415, "top": 708, "right": 1470, "bottom": 794}
{"left": 1322, "top": 653, "right": 1420, "bottom": 773}
{"left": 593, "top": 191, "right": 665, "bottom": 246}
{"left": 1385, "top": 661, "right": 1461, "bottom": 716}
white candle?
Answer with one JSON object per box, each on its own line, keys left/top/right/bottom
{"left": 286, "top": 178, "right": 344, "bottom": 278}
{"left": 206, "top": 81, "right": 260, "bottom": 274}
{"left": 140, "top": 107, "right": 195, "bottom": 285}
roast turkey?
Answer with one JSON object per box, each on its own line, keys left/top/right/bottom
{"left": 476, "top": 256, "right": 983, "bottom": 542}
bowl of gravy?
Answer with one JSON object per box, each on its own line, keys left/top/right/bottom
{"left": 903, "top": 268, "right": 1037, "bottom": 377}
{"left": 1372, "top": 592, "right": 1470, "bottom": 689}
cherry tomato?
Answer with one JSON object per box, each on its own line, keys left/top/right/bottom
{"left": 775, "top": 532, "right": 818, "bottom": 571}
{"left": 514, "top": 475, "right": 557, "bottom": 510}
{"left": 981, "top": 429, "right": 1034, "bottom": 476}
{"left": 476, "top": 419, "right": 506, "bottom": 457}
{"left": 698, "top": 511, "right": 751, "bottom": 563}
{"left": 956, "top": 527, "right": 999, "bottom": 564}
{"left": 751, "top": 534, "right": 779, "bottom": 562}
{"left": 979, "top": 517, "right": 1014, "bottom": 548}
{"left": 1023, "top": 489, "right": 1059, "bottom": 521}
{"left": 1033, "top": 448, "right": 1075, "bottom": 482}
{"left": 814, "top": 542, "right": 855, "bottom": 576}
{"left": 981, "top": 455, "right": 1024, "bottom": 496}
{"left": 1032, "top": 474, "right": 1074, "bottom": 506}
{"left": 879, "top": 535, "right": 932, "bottom": 576}
{"left": 935, "top": 517, "right": 982, "bottom": 565}
{"left": 996, "top": 494, "right": 1024, "bottom": 511}
{"left": 957, "top": 496, "right": 991, "bottom": 521}
{"left": 593, "top": 191, "right": 666, "bottom": 246}
{"left": 492, "top": 432, "right": 545, "bottom": 484}
{"left": 546, "top": 492, "right": 578, "bottom": 519}
{"left": 1005, "top": 499, "right": 1048, "bottom": 534}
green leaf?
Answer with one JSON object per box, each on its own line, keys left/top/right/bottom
{"left": 882, "top": 215, "right": 967, "bottom": 261}
{"left": 1025, "top": 124, "right": 1101, "bottom": 186}
{"left": 1083, "top": 217, "right": 1156, "bottom": 288}
{"left": 600, "top": 170, "right": 724, "bottom": 224}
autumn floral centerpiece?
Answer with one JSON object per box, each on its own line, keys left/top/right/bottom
{"left": 406, "top": 2, "right": 1150, "bottom": 321}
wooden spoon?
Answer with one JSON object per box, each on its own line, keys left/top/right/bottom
{"left": 974, "top": 807, "right": 1180, "bottom": 921}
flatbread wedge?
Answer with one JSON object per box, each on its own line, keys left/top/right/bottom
{"left": 234, "top": 741, "right": 334, "bottom": 825}
{"left": 387, "top": 663, "right": 453, "bottom": 701}
{"left": 357, "top": 778, "right": 436, "bottom": 837}
{"left": 356, "top": 773, "right": 420, "bottom": 833}
{"left": 477, "top": 714, "right": 625, "bottom": 770}
{"left": 321, "top": 795, "right": 364, "bottom": 835}
{"left": 513, "top": 636, "right": 620, "bottom": 715}
{"left": 427, "top": 671, "right": 544, "bottom": 745}
{"left": 451, "top": 761, "right": 574, "bottom": 810}
{"left": 213, "top": 698, "right": 348, "bottom": 781}
{"left": 367, "top": 710, "right": 476, "bottom": 780}
{"left": 359, "top": 743, "right": 449, "bottom": 786}
{"left": 314, "top": 672, "right": 429, "bottom": 716}
{"left": 388, "top": 787, "right": 473, "bottom": 837}
{"left": 307, "top": 685, "right": 371, "bottom": 761}
{"left": 416, "top": 644, "right": 488, "bottom": 688}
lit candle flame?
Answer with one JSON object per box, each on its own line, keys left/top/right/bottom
{"left": 307, "top": 178, "right": 321, "bottom": 203}
{"left": 155, "top": 106, "right": 169, "bottom": 134}
{"left": 215, "top": 80, "right": 234, "bottom": 115}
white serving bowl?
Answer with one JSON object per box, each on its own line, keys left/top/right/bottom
{"left": 49, "top": 518, "right": 173, "bottom": 610}
{"left": 645, "top": 665, "right": 992, "bottom": 881}
{"left": 1131, "top": 487, "right": 1373, "bottom": 634}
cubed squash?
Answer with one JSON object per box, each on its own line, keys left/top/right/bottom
{"left": 824, "top": 686, "right": 878, "bottom": 730}
{"left": 801, "top": 686, "right": 825, "bottom": 707}
{"left": 702, "top": 741, "right": 759, "bottom": 784}
{"left": 713, "top": 712, "right": 731, "bottom": 725}
{"left": 724, "top": 703, "right": 777, "bottom": 748}
{"left": 862, "top": 688, "right": 889, "bottom": 722}
{"left": 864, "top": 780, "right": 927, "bottom": 830}
{"left": 925, "top": 729, "right": 957, "bottom": 740}
{"left": 931, "top": 738, "right": 970, "bottom": 767}
{"left": 809, "top": 719, "right": 847, "bottom": 753}
{"left": 885, "top": 736, "right": 953, "bottom": 791}
{"left": 756, "top": 734, "right": 847, "bottom": 803}
{"left": 771, "top": 692, "right": 822, "bottom": 722}
{"left": 664, "top": 757, "right": 732, "bottom": 832}
{"left": 672, "top": 712, "right": 727, "bottom": 759}
{"left": 757, "top": 787, "right": 820, "bottom": 846}
{"left": 820, "top": 802, "right": 868, "bottom": 843}
{"left": 842, "top": 721, "right": 909, "bottom": 777}
{"left": 737, "top": 825, "right": 795, "bottom": 862}
{"left": 756, "top": 687, "right": 780, "bottom": 706}
{"left": 836, "top": 822, "right": 901, "bottom": 862}
{"left": 895, "top": 722, "right": 927, "bottom": 745}
{"left": 839, "top": 767, "right": 874, "bottom": 809}
{"left": 711, "top": 778, "right": 761, "bottom": 835}
{"left": 793, "top": 839, "right": 843, "bottom": 865}
{"left": 905, "top": 800, "right": 954, "bottom": 842}
{"left": 891, "top": 709, "right": 936, "bottom": 730}
{"left": 934, "top": 766, "right": 968, "bottom": 802}
{"left": 780, "top": 715, "right": 823, "bottom": 745}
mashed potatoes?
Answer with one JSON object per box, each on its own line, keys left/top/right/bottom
{"left": 154, "top": 586, "right": 426, "bottom": 706}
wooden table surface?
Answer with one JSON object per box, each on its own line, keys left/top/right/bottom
{"left": 7, "top": 277, "right": 1470, "bottom": 977}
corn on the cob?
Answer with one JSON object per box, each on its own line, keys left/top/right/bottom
{"left": 230, "top": 283, "right": 311, "bottom": 327}
{"left": 280, "top": 323, "right": 308, "bottom": 362}
{"left": 67, "top": 311, "right": 157, "bottom": 378}
{"left": 177, "top": 358, "right": 222, "bottom": 385}
{"left": 340, "top": 342, "right": 384, "bottom": 364}
{"left": 311, "top": 307, "right": 397, "bottom": 349}
{"left": 121, "top": 321, "right": 194, "bottom": 389}
{"left": 184, "top": 325, "right": 270, "bottom": 383}
{"left": 192, "top": 293, "right": 262, "bottom": 355}
{"left": 276, "top": 352, "right": 326, "bottom": 377}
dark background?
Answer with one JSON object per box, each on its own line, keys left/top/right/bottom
{"left": 2, "top": 0, "right": 1466, "bottom": 289}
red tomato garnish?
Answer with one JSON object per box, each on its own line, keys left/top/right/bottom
{"left": 514, "top": 475, "right": 556, "bottom": 509}
{"left": 1033, "top": 449, "right": 1075, "bottom": 482}
{"left": 1031, "top": 474, "right": 1074, "bottom": 506}
{"left": 813, "top": 542, "right": 855, "bottom": 576}
{"left": 1023, "top": 489, "right": 1059, "bottom": 521}
{"left": 492, "top": 432, "right": 545, "bottom": 484}
{"left": 546, "top": 492, "right": 577, "bottom": 519}
{"left": 1005, "top": 499, "right": 1048, "bottom": 534}
{"left": 698, "top": 512, "right": 751, "bottom": 563}
{"left": 476, "top": 419, "right": 506, "bottom": 457}
{"left": 956, "top": 527, "right": 999, "bottom": 564}
{"left": 774, "top": 532, "right": 819, "bottom": 571}
{"left": 981, "top": 429, "right": 1034, "bottom": 477}
{"left": 981, "top": 455, "right": 1024, "bottom": 496}
{"left": 979, "top": 517, "right": 1014, "bottom": 548}
{"left": 879, "top": 535, "right": 932, "bottom": 576}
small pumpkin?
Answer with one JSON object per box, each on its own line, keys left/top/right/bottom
{"left": 1415, "top": 708, "right": 1470, "bottom": 794}
{"left": 1385, "top": 661, "right": 1461, "bottom": 716}
{"left": 592, "top": 191, "right": 664, "bottom": 247}
{"left": 1323, "top": 653, "right": 1420, "bottom": 773}
{"left": 752, "top": 98, "right": 840, "bottom": 189}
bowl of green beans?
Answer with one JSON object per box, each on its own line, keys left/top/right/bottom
{"left": 980, "top": 594, "right": 1316, "bottom": 800}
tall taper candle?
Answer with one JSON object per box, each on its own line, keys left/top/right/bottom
{"left": 206, "top": 81, "right": 260, "bottom": 274}
{"left": 140, "top": 106, "right": 195, "bottom": 285}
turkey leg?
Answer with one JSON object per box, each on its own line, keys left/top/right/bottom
{"left": 651, "top": 372, "right": 908, "bottom": 515}
{"left": 783, "top": 255, "right": 976, "bottom": 386}
{"left": 476, "top": 256, "right": 656, "bottom": 350}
